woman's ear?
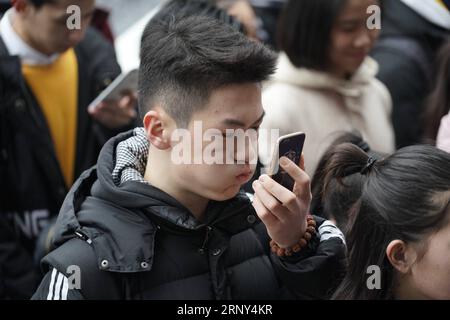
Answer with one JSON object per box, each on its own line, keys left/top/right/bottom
{"left": 386, "top": 240, "right": 417, "bottom": 274}
{"left": 143, "top": 109, "right": 172, "bottom": 150}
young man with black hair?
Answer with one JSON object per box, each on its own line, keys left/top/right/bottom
{"left": 0, "top": 0, "right": 136, "bottom": 299}
{"left": 32, "top": 14, "right": 346, "bottom": 300}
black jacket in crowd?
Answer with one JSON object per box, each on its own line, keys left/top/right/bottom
{"left": 32, "top": 129, "right": 347, "bottom": 300}
{"left": 0, "top": 26, "right": 123, "bottom": 299}
{"left": 371, "top": 0, "right": 449, "bottom": 148}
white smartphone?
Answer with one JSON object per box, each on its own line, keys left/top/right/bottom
{"left": 88, "top": 69, "right": 139, "bottom": 111}
{"left": 268, "top": 132, "right": 306, "bottom": 191}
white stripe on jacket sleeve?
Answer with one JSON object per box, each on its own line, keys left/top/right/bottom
{"left": 46, "top": 268, "right": 57, "bottom": 300}
{"left": 46, "top": 268, "right": 70, "bottom": 300}
{"left": 61, "top": 275, "right": 69, "bottom": 300}
{"left": 53, "top": 273, "right": 64, "bottom": 300}
{"left": 318, "top": 220, "right": 346, "bottom": 246}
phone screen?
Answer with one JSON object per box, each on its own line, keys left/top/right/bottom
{"left": 270, "top": 133, "right": 306, "bottom": 190}
{"left": 88, "top": 69, "right": 138, "bottom": 111}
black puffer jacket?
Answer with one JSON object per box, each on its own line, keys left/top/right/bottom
{"left": 32, "top": 129, "right": 346, "bottom": 300}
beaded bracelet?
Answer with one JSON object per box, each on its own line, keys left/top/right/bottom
{"left": 270, "top": 215, "right": 317, "bottom": 257}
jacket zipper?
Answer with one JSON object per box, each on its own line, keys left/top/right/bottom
{"left": 74, "top": 230, "right": 92, "bottom": 244}
{"left": 200, "top": 226, "right": 213, "bottom": 252}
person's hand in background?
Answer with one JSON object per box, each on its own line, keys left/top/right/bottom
{"left": 89, "top": 90, "right": 137, "bottom": 129}
{"left": 220, "top": 0, "right": 259, "bottom": 40}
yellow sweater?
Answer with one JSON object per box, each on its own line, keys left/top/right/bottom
{"left": 22, "top": 49, "right": 78, "bottom": 187}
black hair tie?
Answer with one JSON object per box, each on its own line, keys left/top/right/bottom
{"left": 357, "top": 141, "right": 371, "bottom": 153}
{"left": 360, "top": 157, "right": 377, "bottom": 175}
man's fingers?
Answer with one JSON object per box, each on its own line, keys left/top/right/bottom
{"left": 299, "top": 154, "right": 305, "bottom": 171}
{"left": 251, "top": 193, "right": 279, "bottom": 226}
{"left": 280, "top": 156, "right": 311, "bottom": 201}
{"left": 119, "top": 95, "right": 131, "bottom": 109}
{"left": 252, "top": 180, "right": 287, "bottom": 222}
{"left": 258, "top": 175, "right": 299, "bottom": 214}
{"left": 128, "top": 108, "right": 137, "bottom": 119}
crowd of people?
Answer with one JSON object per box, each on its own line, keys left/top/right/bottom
{"left": 0, "top": 0, "right": 449, "bottom": 300}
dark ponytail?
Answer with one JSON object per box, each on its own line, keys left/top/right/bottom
{"left": 311, "top": 132, "right": 383, "bottom": 232}
{"left": 325, "top": 145, "right": 450, "bottom": 299}
{"left": 321, "top": 143, "right": 375, "bottom": 196}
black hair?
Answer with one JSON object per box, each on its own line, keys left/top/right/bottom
{"left": 424, "top": 40, "right": 450, "bottom": 142}
{"left": 138, "top": 14, "right": 277, "bottom": 127}
{"left": 325, "top": 144, "right": 450, "bottom": 299}
{"left": 28, "top": 0, "right": 55, "bottom": 8}
{"left": 277, "top": 0, "right": 347, "bottom": 70}
{"left": 153, "top": 0, "right": 244, "bottom": 34}
{"left": 311, "top": 131, "right": 385, "bottom": 233}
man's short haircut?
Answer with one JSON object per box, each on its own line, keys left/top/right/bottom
{"left": 138, "top": 14, "right": 277, "bottom": 127}
{"left": 277, "top": 0, "right": 346, "bottom": 70}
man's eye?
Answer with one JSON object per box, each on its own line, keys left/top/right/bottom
{"left": 340, "top": 23, "right": 358, "bottom": 32}
{"left": 221, "top": 134, "right": 234, "bottom": 140}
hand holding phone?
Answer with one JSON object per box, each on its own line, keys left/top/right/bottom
{"left": 88, "top": 69, "right": 138, "bottom": 112}
{"left": 251, "top": 132, "right": 310, "bottom": 248}
{"left": 268, "top": 132, "right": 306, "bottom": 191}
{"left": 88, "top": 69, "right": 138, "bottom": 129}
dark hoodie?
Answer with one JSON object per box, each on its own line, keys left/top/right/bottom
{"left": 371, "top": 0, "right": 450, "bottom": 148}
{"left": 32, "top": 128, "right": 346, "bottom": 300}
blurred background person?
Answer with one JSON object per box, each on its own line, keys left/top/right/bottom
{"left": 250, "top": 0, "right": 286, "bottom": 49}
{"left": 215, "top": 0, "right": 259, "bottom": 39}
{"left": 424, "top": 40, "right": 450, "bottom": 148}
{"left": 0, "top": 0, "right": 136, "bottom": 299}
{"left": 371, "top": 0, "right": 450, "bottom": 148}
{"left": 1, "top": 0, "right": 115, "bottom": 43}
{"left": 209, "top": 0, "right": 285, "bottom": 45}
{"left": 259, "top": 0, "right": 394, "bottom": 176}
{"left": 153, "top": 0, "right": 245, "bottom": 34}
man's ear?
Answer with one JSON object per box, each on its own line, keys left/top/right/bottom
{"left": 143, "top": 109, "right": 172, "bottom": 150}
{"left": 386, "top": 240, "right": 417, "bottom": 274}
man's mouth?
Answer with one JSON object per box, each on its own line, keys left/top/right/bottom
{"left": 236, "top": 171, "right": 253, "bottom": 183}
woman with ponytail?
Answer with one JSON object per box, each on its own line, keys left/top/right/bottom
{"left": 324, "top": 144, "right": 450, "bottom": 299}
{"left": 311, "top": 131, "right": 385, "bottom": 233}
